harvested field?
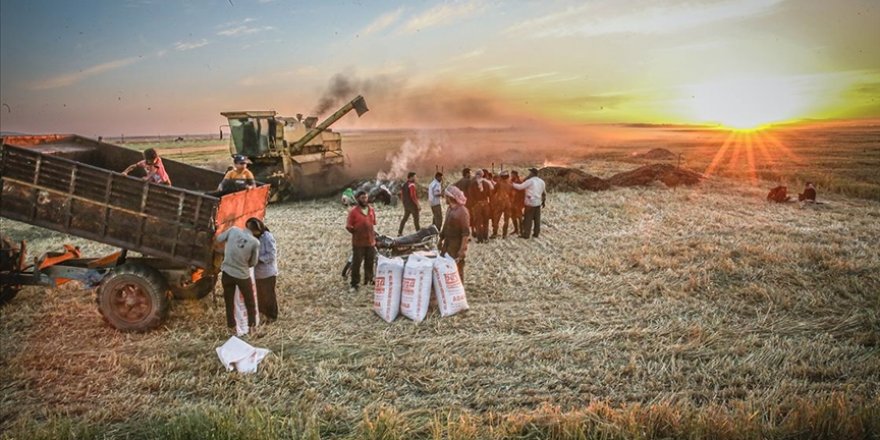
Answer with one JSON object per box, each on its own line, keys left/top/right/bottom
{"left": 1, "top": 156, "right": 879, "bottom": 438}
{"left": 635, "top": 148, "right": 678, "bottom": 160}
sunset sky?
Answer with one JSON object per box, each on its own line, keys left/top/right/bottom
{"left": 1, "top": 0, "right": 878, "bottom": 135}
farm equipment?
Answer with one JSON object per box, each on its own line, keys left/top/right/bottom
{"left": 0, "top": 134, "right": 270, "bottom": 331}
{"left": 221, "top": 95, "right": 369, "bottom": 202}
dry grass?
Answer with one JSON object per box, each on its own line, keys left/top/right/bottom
{"left": 1, "top": 125, "right": 879, "bottom": 438}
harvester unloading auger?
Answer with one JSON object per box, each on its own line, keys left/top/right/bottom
{"left": 221, "top": 95, "right": 369, "bottom": 202}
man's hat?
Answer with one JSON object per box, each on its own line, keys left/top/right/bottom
{"left": 500, "top": 170, "right": 510, "bottom": 177}
{"left": 233, "top": 154, "right": 252, "bottom": 164}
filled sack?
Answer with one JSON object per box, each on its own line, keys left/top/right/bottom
{"left": 400, "top": 254, "right": 434, "bottom": 322}
{"left": 432, "top": 254, "right": 469, "bottom": 317}
{"left": 373, "top": 255, "right": 404, "bottom": 322}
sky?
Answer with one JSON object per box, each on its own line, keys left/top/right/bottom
{"left": 1, "top": 0, "right": 878, "bottom": 136}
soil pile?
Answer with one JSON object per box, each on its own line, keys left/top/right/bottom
{"left": 539, "top": 166, "right": 611, "bottom": 192}
{"left": 609, "top": 163, "right": 703, "bottom": 187}
{"left": 636, "top": 148, "right": 677, "bottom": 160}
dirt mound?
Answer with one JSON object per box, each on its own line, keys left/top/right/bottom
{"left": 609, "top": 163, "right": 703, "bottom": 187}
{"left": 636, "top": 148, "right": 677, "bottom": 160}
{"left": 539, "top": 166, "right": 611, "bottom": 192}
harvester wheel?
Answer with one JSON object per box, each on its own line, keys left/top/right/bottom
{"left": 170, "top": 274, "right": 216, "bottom": 300}
{"left": 97, "top": 264, "right": 169, "bottom": 332}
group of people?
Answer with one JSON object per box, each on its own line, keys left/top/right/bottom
{"left": 124, "top": 148, "right": 276, "bottom": 336}
{"left": 767, "top": 181, "right": 818, "bottom": 204}
{"left": 344, "top": 166, "right": 547, "bottom": 291}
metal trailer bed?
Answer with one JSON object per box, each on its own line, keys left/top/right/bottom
{"left": 0, "top": 134, "right": 270, "bottom": 331}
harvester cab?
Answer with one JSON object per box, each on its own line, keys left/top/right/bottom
{"left": 221, "top": 95, "right": 368, "bottom": 202}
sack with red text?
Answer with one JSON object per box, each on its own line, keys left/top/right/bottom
{"left": 373, "top": 255, "right": 404, "bottom": 322}
{"left": 400, "top": 254, "right": 434, "bottom": 322}
{"left": 432, "top": 255, "right": 469, "bottom": 317}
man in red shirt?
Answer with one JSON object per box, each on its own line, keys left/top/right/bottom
{"left": 346, "top": 190, "right": 376, "bottom": 292}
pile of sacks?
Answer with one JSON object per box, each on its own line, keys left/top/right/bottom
{"left": 373, "top": 253, "right": 469, "bottom": 323}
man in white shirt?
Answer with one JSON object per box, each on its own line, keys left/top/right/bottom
{"left": 428, "top": 172, "right": 444, "bottom": 231}
{"left": 512, "top": 167, "right": 546, "bottom": 239}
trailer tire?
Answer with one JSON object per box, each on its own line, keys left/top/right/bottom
{"left": 170, "top": 275, "right": 216, "bottom": 300}
{"left": 97, "top": 264, "right": 169, "bottom": 332}
{"left": 0, "top": 285, "right": 19, "bottom": 307}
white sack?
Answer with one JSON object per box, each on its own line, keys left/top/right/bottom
{"left": 233, "top": 268, "right": 260, "bottom": 336}
{"left": 400, "top": 254, "right": 434, "bottom": 323}
{"left": 432, "top": 254, "right": 469, "bottom": 317}
{"left": 373, "top": 255, "right": 404, "bottom": 323}
{"left": 216, "top": 336, "right": 271, "bottom": 374}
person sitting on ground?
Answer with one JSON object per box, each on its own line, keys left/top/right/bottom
{"left": 799, "top": 182, "right": 817, "bottom": 202}
{"left": 341, "top": 187, "right": 356, "bottom": 206}
{"left": 122, "top": 148, "right": 171, "bottom": 185}
{"left": 218, "top": 155, "right": 256, "bottom": 193}
{"left": 767, "top": 185, "right": 791, "bottom": 203}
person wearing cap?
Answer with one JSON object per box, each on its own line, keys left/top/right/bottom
{"left": 123, "top": 148, "right": 172, "bottom": 185}
{"left": 490, "top": 170, "right": 514, "bottom": 238}
{"left": 346, "top": 190, "right": 377, "bottom": 291}
{"left": 428, "top": 172, "right": 444, "bottom": 231}
{"left": 439, "top": 186, "right": 470, "bottom": 282}
{"left": 398, "top": 171, "right": 421, "bottom": 236}
{"left": 218, "top": 154, "right": 256, "bottom": 192}
{"left": 512, "top": 167, "right": 546, "bottom": 239}
{"left": 468, "top": 169, "right": 494, "bottom": 243}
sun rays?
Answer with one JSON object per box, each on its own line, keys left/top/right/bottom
{"left": 702, "top": 128, "right": 802, "bottom": 184}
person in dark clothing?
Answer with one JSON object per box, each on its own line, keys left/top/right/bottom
{"left": 247, "top": 217, "right": 278, "bottom": 322}
{"left": 398, "top": 172, "right": 420, "bottom": 236}
{"left": 490, "top": 170, "right": 514, "bottom": 238}
{"left": 346, "top": 190, "right": 376, "bottom": 292}
{"left": 439, "top": 186, "right": 470, "bottom": 282}
{"left": 799, "top": 182, "right": 817, "bottom": 202}
{"left": 510, "top": 170, "right": 525, "bottom": 235}
{"left": 468, "top": 170, "right": 494, "bottom": 243}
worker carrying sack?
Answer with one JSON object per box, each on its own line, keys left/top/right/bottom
{"left": 432, "top": 254, "right": 469, "bottom": 317}
{"left": 373, "top": 255, "right": 404, "bottom": 323}
{"left": 400, "top": 254, "right": 434, "bottom": 322}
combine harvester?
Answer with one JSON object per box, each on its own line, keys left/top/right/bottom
{"left": 0, "top": 134, "right": 270, "bottom": 331}
{"left": 221, "top": 95, "right": 368, "bottom": 201}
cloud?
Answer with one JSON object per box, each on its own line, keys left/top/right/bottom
{"left": 29, "top": 56, "right": 141, "bottom": 90}
{"left": 218, "top": 24, "right": 274, "bottom": 36}
{"left": 508, "top": 0, "right": 784, "bottom": 38}
{"left": 361, "top": 7, "right": 404, "bottom": 36}
{"left": 401, "top": 1, "right": 485, "bottom": 34}
{"left": 508, "top": 72, "right": 558, "bottom": 84}
{"left": 239, "top": 66, "right": 320, "bottom": 87}
{"left": 174, "top": 39, "right": 209, "bottom": 51}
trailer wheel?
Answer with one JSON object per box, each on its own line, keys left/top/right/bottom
{"left": 97, "top": 264, "right": 169, "bottom": 332}
{"left": 170, "top": 275, "right": 216, "bottom": 300}
{"left": 0, "top": 285, "right": 19, "bottom": 307}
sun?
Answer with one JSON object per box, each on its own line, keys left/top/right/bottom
{"left": 685, "top": 76, "right": 814, "bottom": 130}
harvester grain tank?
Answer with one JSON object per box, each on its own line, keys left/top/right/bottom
{"left": 221, "top": 95, "right": 368, "bottom": 201}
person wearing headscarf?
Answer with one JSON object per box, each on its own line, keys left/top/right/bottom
{"left": 439, "top": 186, "right": 470, "bottom": 282}
{"left": 246, "top": 217, "right": 278, "bottom": 322}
